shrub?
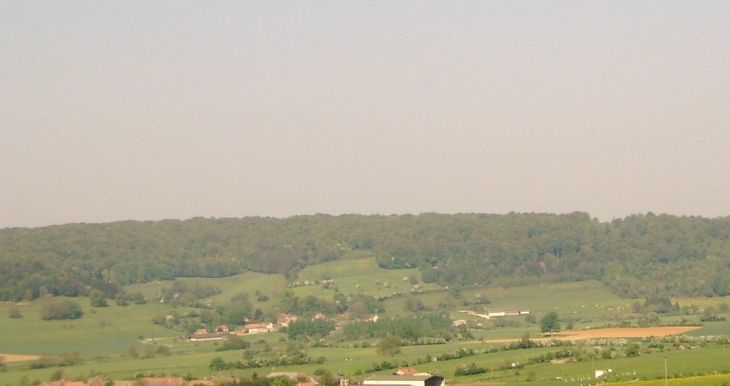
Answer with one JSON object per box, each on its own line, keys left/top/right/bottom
{"left": 454, "top": 363, "right": 488, "bottom": 376}
{"left": 8, "top": 305, "right": 22, "bottom": 319}
{"left": 216, "top": 335, "right": 251, "bottom": 351}
{"left": 114, "top": 293, "right": 129, "bottom": 306}
{"left": 209, "top": 357, "right": 226, "bottom": 371}
{"left": 40, "top": 299, "right": 83, "bottom": 320}
{"left": 89, "top": 290, "right": 108, "bottom": 307}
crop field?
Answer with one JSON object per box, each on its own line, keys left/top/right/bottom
{"left": 673, "top": 296, "right": 730, "bottom": 310}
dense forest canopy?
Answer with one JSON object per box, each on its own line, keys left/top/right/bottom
{"left": 1, "top": 212, "right": 729, "bottom": 301}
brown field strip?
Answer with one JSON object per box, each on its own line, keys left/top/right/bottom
{"left": 552, "top": 326, "right": 701, "bottom": 340}
{"left": 0, "top": 354, "right": 41, "bottom": 363}
{"left": 476, "top": 326, "right": 701, "bottom": 344}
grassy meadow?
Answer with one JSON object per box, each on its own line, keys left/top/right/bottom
{"left": 0, "top": 299, "right": 181, "bottom": 356}
{"left": 293, "top": 258, "right": 442, "bottom": 300}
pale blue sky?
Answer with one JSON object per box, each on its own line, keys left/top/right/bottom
{"left": 2, "top": 1, "right": 729, "bottom": 228}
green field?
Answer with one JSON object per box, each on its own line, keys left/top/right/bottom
{"left": 3, "top": 259, "right": 730, "bottom": 385}
{"left": 0, "top": 299, "right": 181, "bottom": 356}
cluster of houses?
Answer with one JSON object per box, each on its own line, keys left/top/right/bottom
{"left": 188, "top": 313, "right": 385, "bottom": 342}
{"left": 188, "top": 322, "right": 277, "bottom": 341}
{"left": 39, "top": 368, "right": 445, "bottom": 386}
{"left": 188, "top": 307, "right": 532, "bottom": 341}
{"left": 188, "top": 314, "right": 298, "bottom": 341}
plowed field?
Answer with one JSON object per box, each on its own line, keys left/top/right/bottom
{"left": 0, "top": 354, "right": 41, "bottom": 363}
{"left": 553, "top": 326, "right": 700, "bottom": 340}
{"left": 478, "top": 326, "right": 701, "bottom": 344}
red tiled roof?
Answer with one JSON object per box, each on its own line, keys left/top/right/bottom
{"left": 395, "top": 368, "right": 420, "bottom": 376}
{"left": 142, "top": 377, "right": 186, "bottom": 386}
{"left": 43, "top": 382, "right": 87, "bottom": 386}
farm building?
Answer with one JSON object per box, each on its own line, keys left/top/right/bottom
{"left": 363, "top": 374, "right": 445, "bottom": 386}
{"left": 241, "top": 322, "right": 276, "bottom": 334}
{"left": 485, "top": 308, "right": 529, "bottom": 318}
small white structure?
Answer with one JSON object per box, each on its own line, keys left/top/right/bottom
{"left": 486, "top": 308, "right": 530, "bottom": 318}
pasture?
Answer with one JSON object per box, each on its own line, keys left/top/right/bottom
{"left": 0, "top": 299, "right": 181, "bottom": 356}
{"left": 293, "top": 258, "right": 442, "bottom": 300}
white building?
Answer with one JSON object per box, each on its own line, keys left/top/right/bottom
{"left": 364, "top": 375, "right": 445, "bottom": 386}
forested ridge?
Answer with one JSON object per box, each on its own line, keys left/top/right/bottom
{"left": 1, "top": 212, "right": 729, "bottom": 301}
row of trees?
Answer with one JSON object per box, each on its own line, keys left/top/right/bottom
{"left": 340, "top": 313, "right": 455, "bottom": 341}
{"left": 279, "top": 291, "right": 384, "bottom": 319}
{"left": 2, "top": 213, "right": 730, "bottom": 301}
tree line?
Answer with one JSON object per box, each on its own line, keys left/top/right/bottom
{"left": 1, "top": 212, "right": 729, "bottom": 301}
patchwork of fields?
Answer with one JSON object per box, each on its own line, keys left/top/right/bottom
{"left": 2, "top": 258, "right": 730, "bottom": 386}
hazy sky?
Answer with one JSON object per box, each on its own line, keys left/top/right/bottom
{"left": 2, "top": 1, "right": 729, "bottom": 228}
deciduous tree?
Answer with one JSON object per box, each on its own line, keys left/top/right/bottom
{"left": 540, "top": 312, "right": 560, "bottom": 335}
{"left": 376, "top": 335, "right": 402, "bottom": 356}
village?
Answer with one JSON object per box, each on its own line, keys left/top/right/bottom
{"left": 188, "top": 306, "right": 531, "bottom": 342}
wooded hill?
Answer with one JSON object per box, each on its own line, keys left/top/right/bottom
{"left": 1, "top": 212, "right": 729, "bottom": 302}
